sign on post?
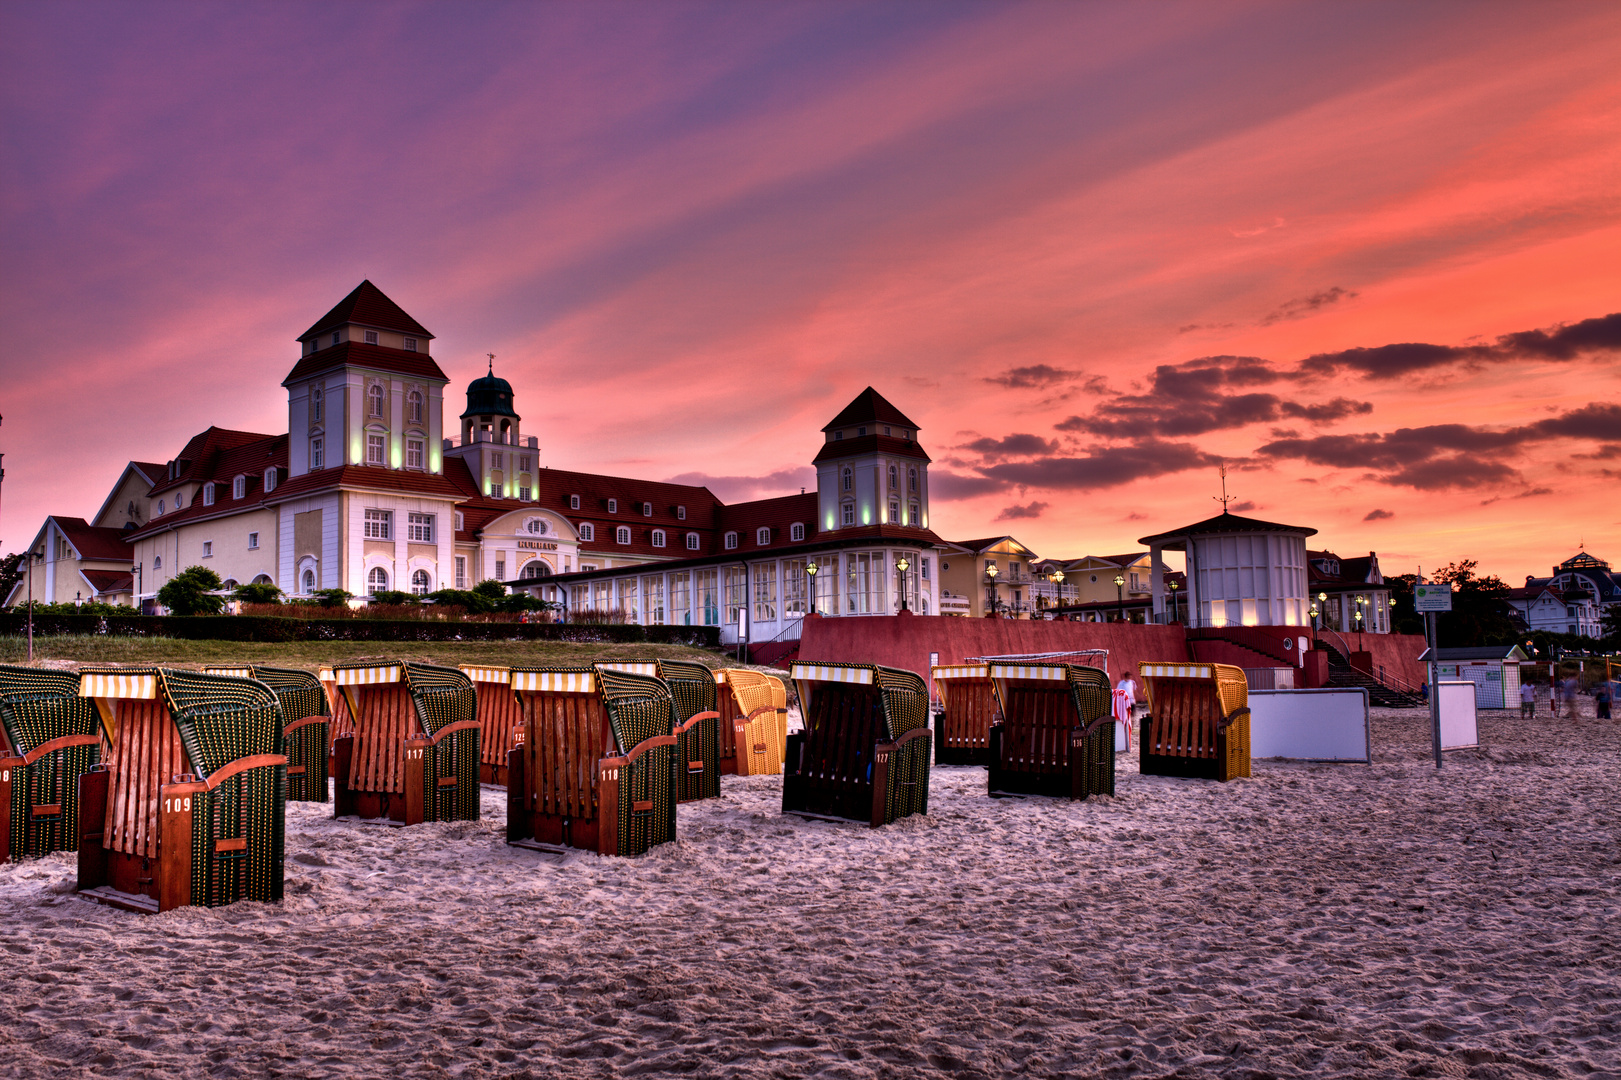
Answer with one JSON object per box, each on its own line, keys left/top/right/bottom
{"left": 1414, "top": 583, "right": 1453, "bottom": 612}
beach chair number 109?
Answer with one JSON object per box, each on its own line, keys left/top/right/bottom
{"left": 163, "top": 797, "right": 193, "bottom": 813}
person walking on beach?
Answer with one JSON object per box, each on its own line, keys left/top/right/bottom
{"left": 1111, "top": 667, "right": 1139, "bottom": 750}
{"left": 1595, "top": 680, "right": 1612, "bottom": 720}
{"left": 1520, "top": 680, "right": 1536, "bottom": 719}
{"left": 1563, "top": 675, "right": 1580, "bottom": 718}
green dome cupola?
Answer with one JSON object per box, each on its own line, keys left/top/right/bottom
{"left": 461, "top": 355, "right": 522, "bottom": 444}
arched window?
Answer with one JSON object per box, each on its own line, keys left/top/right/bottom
{"left": 686, "top": 532, "right": 700, "bottom": 550}
{"left": 411, "top": 569, "right": 430, "bottom": 595}
{"left": 407, "top": 390, "right": 422, "bottom": 424}
{"left": 615, "top": 526, "right": 631, "bottom": 545}
{"left": 790, "top": 522, "right": 805, "bottom": 542}
{"left": 652, "top": 529, "right": 666, "bottom": 547}
{"left": 222, "top": 579, "right": 238, "bottom": 591}
{"left": 579, "top": 523, "right": 594, "bottom": 541}
{"left": 525, "top": 518, "right": 548, "bottom": 535}
{"left": 301, "top": 569, "right": 315, "bottom": 594}
{"left": 888, "top": 465, "right": 897, "bottom": 489}
{"left": 368, "top": 567, "right": 388, "bottom": 595}
{"left": 842, "top": 467, "right": 852, "bottom": 492}
{"left": 607, "top": 498, "right": 618, "bottom": 514}
{"left": 521, "top": 561, "right": 551, "bottom": 579}
{"left": 909, "top": 467, "right": 917, "bottom": 492}
{"left": 724, "top": 532, "right": 738, "bottom": 550}
{"left": 153, "top": 555, "right": 162, "bottom": 570}
{"left": 756, "top": 527, "right": 770, "bottom": 546}
{"left": 311, "top": 386, "right": 323, "bottom": 423}
{"left": 251, "top": 574, "right": 272, "bottom": 585}
{"left": 676, "top": 505, "right": 686, "bottom": 520}
{"left": 367, "top": 384, "right": 384, "bottom": 418}
{"left": 233, "top": 475, "right": 246, "bottom": 499}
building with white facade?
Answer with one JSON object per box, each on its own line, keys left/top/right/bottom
{"left": 1140, "top": 511, "right": 1315, "bottom": 629}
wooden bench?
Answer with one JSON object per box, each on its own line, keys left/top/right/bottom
{"left": 506, "top": 664, "right": 678, "bottom": 857}
{"left": 206, "top": 666, "right": 330, "bottom": 802}
{"left": 0, "top": 666, "right": 103, "bottom": 863}
{"left": 76, "top": 668, "right": 286, "bottom": 913}
{"left": 784, "top": 662, "right": 932, "bottom": 828}
{"left": 329, "top": 662, "right": 481, "bottom": 825}
{"left": 715, "top": 669, "right": 788, "bottom": 777}
{"left": 930, "top": 663, "right": 999, "bottom": 766}
{"left": 459, "top": 665, "right": 522, "bottom": 786}
{"left": 600, "top": 659, "right": 720, "bottom": 802}
{"left": 1140, "top": 662, "right": 1251, "bottom": 782}
{"left": 984, "top": 662, "right": 1114, "bottom": 800}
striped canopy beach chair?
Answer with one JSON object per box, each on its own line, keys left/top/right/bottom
{"left": 76, "top": 668, "right": 286, "bottom": 913}
{"left": 1139, "top": 663, "right": 1252, "bottom": 782}
{"left": 600, "top": 659, "right": 721, "bottom": 802}
{"left": 714, "top": 668, "right": 789, "bottom": 777}
{"left": 930, "top": 663, "right": 1000, "bottom": 766}
{"left": 329, "top": 662, "right": 481, "bottom": 825}
{"left": 206, "top": 666, "right": 330, "bottom": 802}
{"left": 459, "top": 665, "right": 523, "bottom": 786}
{"left": 983, "top": 662, "right": 1114, "bottom": 800}
{"left": 784, "top": 662, "right": 932, "bottom": 828}
{"left": 316, "top": 666, "right": 356, "bottom": 747}
{"left": 0, "top": 666, "right": 103, "bottom": 863}
{"left": 506, "top": 664, "right": 679, "bottom": 857}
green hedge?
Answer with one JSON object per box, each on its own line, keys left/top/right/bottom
{"left": 0, "top": 612, "right": 720, "bottom": 648}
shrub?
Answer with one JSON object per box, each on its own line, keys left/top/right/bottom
{"left": 158, "top": 566, "right": 226, "bottom": 617}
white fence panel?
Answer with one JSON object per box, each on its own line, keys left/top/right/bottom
{"left": 1248, "top": 688, "right": 1370, "bottom": 762}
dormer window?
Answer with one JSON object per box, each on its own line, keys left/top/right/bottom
{"left": 404, "top": 337, "right": 417, "bottom": 352}
{"left": 364, "top": 330, "right": 378, "bottom": 345}
{"left": 676, "top": 505, "right": 686, "bottom": 520}
{"left": 616, "top": 526, "right": 631, "bottom": 545}
{"left": 642, "top": 502, "right": 652, "bottom": 517}
{"left": 790, "top": 522, "right": 805, "bottom": 542}
{"left": 756, "top": 527, "right": 770, "bottom": 546}
{"left": 724, "top": 531, "right": 738, "bottom": 550}
{"left": 454, "top": 511, "right": 464, "bottom": 531}
{"left": 652, "top": 529, "right": 666, "bottom": 547}
{"left": 607, "top": 498, "right": 618, "bottom": 514}
{"left": 263, "top": 467, "right": 277, "bottom": 492}
{"left": 233, "top": 475, "right": 246, "bottom": 500}
{"left": 686, "top": 532, "right": 699, "bottom": 550}
{"left": 203, "top": 483, "right": 216, "bottom": 506}
{"left": 578, "top": 523, "right": 594, "bottom": 541}
{"left": 569, "top": 494, "right": 581, "bottom": 510}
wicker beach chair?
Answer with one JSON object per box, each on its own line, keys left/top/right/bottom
{"left": 329, "top": 662, "right": 481, "bottom": 824}
{"left": 784, "top": 662, "right": 932, "bottom": 828}
{"left": 206, "top": 666, "right": 330, "bottom": 802}
{"left": 316, "top": 666, "right": 356, "bottom": 748}
{"left": 715, "top": 668, "right": 789, "bottom": 777}
{"left": 930, "top": 663, "right": 999, "bottom": 766}
{"left": 76, "top": 668, "right": 286, "bottom": 912}
{"left": 1139, "top": 663, "right": 1251, "bottom": 782}
{"left": 459, "top": 665, "right": 523, "bottom": 786}
{"left": 506, "top": 664, "right": 678, "bottom": 856}
{"left": 600, "top": 659, "right": 721, "bottom": 802}
{"left": 0, "top": 666, "right": 103, "bottom": 863}
{"left": 984, "top": 662, "right": 1114, "bottom": 799}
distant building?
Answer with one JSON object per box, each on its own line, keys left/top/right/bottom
{"left": 1519, "top": 550, "right": 1618, "bottom": 636}
{"left": 1306, "top": 549, "right": 1393, "bottom": 635}
{"left": 937, "top": 537, "right": 1040, "bottom": 617}
{"left": 1029, "top": 552, "right": 1158, "bottom": 622}
{"left": 1139, "top": 511, "right": 1316, "bottom": 629}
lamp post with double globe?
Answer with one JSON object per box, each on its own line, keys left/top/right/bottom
{"left": 895, "top": 554, "right": 910, "bottom": 611}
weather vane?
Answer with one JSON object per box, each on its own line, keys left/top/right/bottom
{"left": 1214, "top": 464, "right": 1235, "bottom": 511}
{"left": 487, "top": 352, "right": 495, "bottom": 374}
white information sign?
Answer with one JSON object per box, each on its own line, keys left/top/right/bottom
{"left": 1414, "top": 583, "right": 1453, "bottom": 612}
{"left": 1247, "top": 689, "right": 1371, "bottom": 762}
{"left": 1437, "top": 681, "right": 1479, "bottom": 750}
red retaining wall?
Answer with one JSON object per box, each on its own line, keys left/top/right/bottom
{"left": 1330, "top": 631, "right": 1428, "bottom": 690}
{"left": 796, "top": 614, "right": 1190, "bottom": 700}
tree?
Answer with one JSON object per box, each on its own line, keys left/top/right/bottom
{"left": 234, "top": 581, "right": 282, "bottom": 605}
{"left": 157, "top": 565, "right": 226, "bottom": 616}
{"left": 1430, "top": 560, "right": 1516, "bottom": 647}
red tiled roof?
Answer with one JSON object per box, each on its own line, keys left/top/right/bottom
{"left": 82, "top": 569, "right": 134, "bottom": 593}
{"left": 146, "top": 428, "right": 278, "bottom": 496}
{"left": 51, "top": 517, "right": 134, "bottom": 560}
{"left": 128, "top": 434, "right": 289, "bottom": 538}
{"left": 716, "top": 493, "right": 818, "bottom": 549}
{"left": 300, "top": 280, "right": 432, "bottom": 341}
{"left": 130, "top": 461, "right": 166, "bottom": 484}
{"left": 265, "top": 464, "right": 466, "bottom": 503}
{"left": 822, "top": 387, "right": 921, "bottom": 433}
{"left": 282, "top": 340, "right": 449, "bottom": 386}
{"left": 811, "top": 433, "right": 931, "bottom": 465}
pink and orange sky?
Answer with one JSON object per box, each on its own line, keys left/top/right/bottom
{"left": 2, "top": 1, "right": 1617, "bottom": 582}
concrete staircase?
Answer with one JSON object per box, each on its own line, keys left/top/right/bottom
{"left": 1317, "top": 642, "right": 1424, "bottom": 707}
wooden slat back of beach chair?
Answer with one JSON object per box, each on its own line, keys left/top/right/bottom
{"left": 986, "top": 663, "right": 1113, "bottom": 799}
{"left": 460, "top": 665, "right": 521, "bottom": 785}
{"left": 513, "top": 670, "right": 612, "bottom": 823}
{"left": 1140, "top": 663, "right": 1251, "bottom": 782}
{"left": 930, "top": 663, "right": 994, "bottom": 765}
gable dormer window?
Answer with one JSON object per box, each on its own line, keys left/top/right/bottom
{"left": 203, "top": 483, "right": 216, "bottom": 506}
{"left": 569, "top": 494, "right": 581, "bottom": 510}
{"left": 756, "top": 527, "right": 770, "bottom": 546}
{"left": 233, "top": 475, "right": 246, "bottom": 500}
{"left": 404, "top": 337, "right": 417, "bottom": 352}
{"left": 365, "top": 330, "right": 379, "bottom": 345}
{"left": 263, "top": 467, "right": 277, "bottom": 493}
{"left": 607, "top": 498, "right": 618, "bottom": 514}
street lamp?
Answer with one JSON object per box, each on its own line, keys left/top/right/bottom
{"left": 132, "top": 562, "right": 143, "bottom": 614}
{"left": 1168, "top": 579, "right": 1180, "bottom": 624}
{"left": 1051, "top": 568, "right": 1065, "bottom": 620}
{"left": 74, "top": 591, "right": 84, "bottom": 611}
{"left": 1309, "top": 602, "right": 1320, "bottom": 628}
{"left": 895, "top": 554, "right": 910, "bottom": 611}
{"left": 985, "top": 562, "right": 999, "bottom": 617}
{"left": 1114, "top": 573, "right": 1126, "bottom": 623}
{"left": 805, "top": 560, "right": 817, "bottom": 616}
{"left": 1317, "top": 591, "right": 1328, "bottom": 631}
{"left": 1355, "top": 594, "right": 1368, "bottom": 648}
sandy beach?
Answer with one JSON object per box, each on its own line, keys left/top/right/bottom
{"left": 3, "top": 702, "right": 1616, "bottom": 1079}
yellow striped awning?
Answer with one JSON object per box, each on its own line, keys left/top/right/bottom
{"left": 458, "top": 665, "right": 512, "bottom": 685}
{"left": 1141, "top": 663, "right": 1213, "bottom": 680}
{"left": 203, "top": 666, "right": 253, "bottom": 678}
{"left": 79, "top": 671, "right": 157, "bottom": 700}
{"left": 790, "top": 663, "right": 873, "bottom": 685}
{"left": 932, "top": 664, "right": 990, "bottom": 681}
{"left": 511, "top": 670, "right": 595, "bottom": 694}
{"left": 332, "top": 665, "right": 402, "bottom": 685}
{"left": 595, "top": 661, "right": 659, "bottom": 677}
{"left": 713, "top": 670, "right": 729, "bottom": 685}
{"left": 989, "top": 663, "right": 1068, "bottom": 681}
{"left": 317, "top": 666, "right": 335, "bottom": 683}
